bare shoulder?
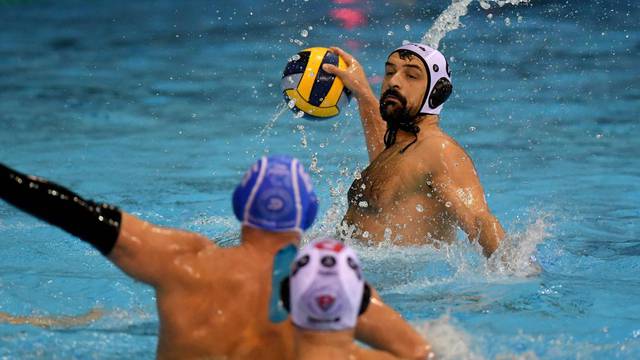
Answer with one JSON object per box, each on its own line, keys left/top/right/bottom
{"left": 417, "top": 130, "right": 473, "bottom": 169}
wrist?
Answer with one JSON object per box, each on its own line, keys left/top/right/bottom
{"left": 354, "top": 86, "right": 377, "bottom": 104}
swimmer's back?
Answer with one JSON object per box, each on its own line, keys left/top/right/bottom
{"left": 155, "top": 243, "right": 294, "bottom": 360}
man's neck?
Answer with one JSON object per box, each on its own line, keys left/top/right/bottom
{"left": 240, "top": 226, "right": 300, "bottom": 256}
{"left": 294, "top": 328, "right": 355, "bottom": 360}
{"left": 392, "top": 114, "right": 440, "bottom": 143}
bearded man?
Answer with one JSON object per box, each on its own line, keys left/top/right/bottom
{"left": 323, "top": 43, "right": 504, "bottom": 257}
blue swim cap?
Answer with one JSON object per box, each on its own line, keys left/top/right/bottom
{"left": 233, "top": 155, "right": 318, "bottom": 233}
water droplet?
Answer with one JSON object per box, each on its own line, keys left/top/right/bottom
{"left": 416, "top": 204, "right": 424, "bottom": 212}
{"left": 479, "top": 1, "right": 490, "bottom": 10}
{"left": 387, "top": 31, "right": 394, "bottom": 36}
{"left": 362, "top": 231, "right": 369, "bottom": 238}
{"left": 469, "top": 126, "right": 476, "bottom": 132}
{"left": 404, "top": 24, "right": 411, "bottom": 31}
{"left": 596, "top": 134, "right": 603, "bottom": 139}
{"left": 445, "top": 201, "right": 452, "bottom": 208}
{"left": 358, "top": 201, "right": 368, "bottom": 208}
{"left": 300, "top": 29, "right": 309, "bottom": 38}
{"left": 295, "top": 111, "right": 305, "bottom": 118}
{"left": 487, "top": 13, "right": 493, "bottom": 20}
{"left": 354, "top": 171, "right": 362, "bottom": 180}
{"left": 287, "top": 99, "right": 297, "bottom": 109}
{"left": 517, "top": 15, "right": 523, "bottom": 23}
{"left": 504, "top": 17, "right": 511, "bottom": 26}
{"left": 402, "top": 39, "right": 411, "bottom": 45}
{"left": 292, "top": 54, "right": 301, "bottom": 61}
{"left": 383, "top": 228, "right": 392, "bottom": 242}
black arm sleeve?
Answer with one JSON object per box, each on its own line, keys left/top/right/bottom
{"left": 0, "top": 163, "right": 121, "bottom": 255}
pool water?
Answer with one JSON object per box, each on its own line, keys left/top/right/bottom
{"left": 0, "top": 0, "right": 638, "bottom": 358}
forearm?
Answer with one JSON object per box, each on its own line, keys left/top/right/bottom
{"left": 356, "top": 89, "right": 387, "bottom": 161}
{"left": 356, "top": 291, "right": 431, "bottom": 359}
{"left": 473, "top": 214, "right": 505, "bottom": 258}
{"left": 0, "top": 163, "right": 121, "bottom": 255}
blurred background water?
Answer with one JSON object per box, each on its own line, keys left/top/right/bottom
{"left": 0, "top": 0, "right": 638, "bottom": 358}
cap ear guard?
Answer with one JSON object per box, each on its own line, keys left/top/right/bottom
{"left": 280, "top": 277, "right": 371, "bottom": 316}
{"left": 280, "top": 277, "right": 291, "bottom": 312}
{"left": 359, "top": 283, "right": 371, "bottom": 315}
{"left": 428, "top": 77, "right": 452, "bottom": 110}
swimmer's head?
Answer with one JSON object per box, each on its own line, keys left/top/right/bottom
{"left": 381, "top": 43, "right": 452, "bottom": 121}
{"left": 233, "top": 155, "right": 318, "bottom": 233}
{"left": 281, "top": 237, "right": 370, "bottom": 331}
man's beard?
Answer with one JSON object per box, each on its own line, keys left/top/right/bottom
{"left": 379, "top": 89, "right": 420, "bottom": 152}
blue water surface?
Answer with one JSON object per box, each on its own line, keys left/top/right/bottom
{"left": 0, "top": 0, "right": 639, "bottom": 358}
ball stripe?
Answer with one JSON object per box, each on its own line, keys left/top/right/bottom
{"left": 296, "top": 47, "right": 327, "bottom": 101}
{"left": 283, "top": 51, "right": 310, "bottom": 77}
{"left": 319, "top": 55, "right": 346, "bottom": 108}
{"left": 285, "top": 89, "right": 340, "bottom": 118}
{"left": 308, "top": 51, "right": 338, "bottom": 106}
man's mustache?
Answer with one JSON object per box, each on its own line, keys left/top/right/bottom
{"left": 380, "top": 89, "right": 407, "bottom": 106}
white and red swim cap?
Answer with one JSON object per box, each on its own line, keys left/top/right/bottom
{"left": 289, "top": 238, "right": 368, "bottom": 331}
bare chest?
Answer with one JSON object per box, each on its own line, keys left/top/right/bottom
{"left": 348, "top": 151, "right": 425, "bottom": 211}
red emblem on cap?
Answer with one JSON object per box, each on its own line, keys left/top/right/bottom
{"left": 314, "top": 240, "right": 344, "bottom": 252}
{"left": 316, "top": 295, "right": 336, "bottom": 311}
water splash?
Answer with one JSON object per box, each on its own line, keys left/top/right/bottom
{"left": 486, "top": 213, "right": 551, "bottom": 277}
{"left": 421, "top": 0, "right": 532, "bottom": 49}
{"left": 341, "top": 211, "right": 552, "bottom": 294}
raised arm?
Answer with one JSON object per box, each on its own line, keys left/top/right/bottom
{"left": 356, "top": 287, "right": 432, "bottom": 360}
{"left": 0, "top": 163, "right": 212, "bottom": 287}
{"left": 111, "top": 213, "right": 212, "bottom": 286}
{"left": 430, "top": 143, "right": 505, "bottom": 257}
{"left": 323, "top": 47, "right": 387, "bottom": 161}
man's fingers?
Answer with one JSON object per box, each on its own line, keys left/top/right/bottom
{"left": 322, "top": 63, "right": 343, "bottom": 76}
{"left": 328, "top": 46, "right": 354, "bottom": 65}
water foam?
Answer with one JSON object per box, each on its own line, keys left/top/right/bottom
{"left": 415, "top": 314, "right": 485, "bottom": 360}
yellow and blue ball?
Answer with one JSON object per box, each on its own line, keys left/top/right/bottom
{"left": 281, "top": 47, "right": 351, "bottom": 120}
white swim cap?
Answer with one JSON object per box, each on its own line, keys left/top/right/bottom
{"left": 288, "top": 238, "right": 367, "bottom": 331}
{"left": 390, "top": 43, "right": 453, "bottom": 115}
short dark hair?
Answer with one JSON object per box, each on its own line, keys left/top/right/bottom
{"left": 394, "top": 49, "right": 416, "bottom": 61}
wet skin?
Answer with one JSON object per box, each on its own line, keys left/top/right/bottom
{"left": 324, "top": 48, "right": 504, "bottom": 256}
{"left": 294, "top": 328, "right": 398, "bottom": 360}
{"left": 110, "top": 214, "right": 429, "bottom": 359}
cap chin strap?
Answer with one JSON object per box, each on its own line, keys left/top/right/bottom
{"left": 384, "top": 121, "right": 420, "bottom": 154}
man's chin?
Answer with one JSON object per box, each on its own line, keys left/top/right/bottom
{"left": 381, "top": 103, "right": 401, "bottom": 117}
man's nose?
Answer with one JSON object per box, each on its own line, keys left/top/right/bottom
{"left": 387, "top": 72, "right": 402, "bottom": 89}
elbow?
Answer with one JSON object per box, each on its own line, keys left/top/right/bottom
{"left": 393, "top": 332, "right": 433, "bottom": 360}
{"left": 406, "top": 344, "right": 434, "bottom": 360}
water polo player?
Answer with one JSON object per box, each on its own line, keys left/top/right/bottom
{"left": 323, "top": 44, "right": 505, "bottom": 257}
{"left": 1, "top": 156, "right": 427, "bottom": 359}
{"left": 281, "top": 237, "right": 433, "bottom": 360}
